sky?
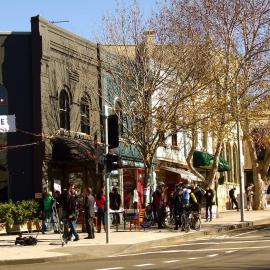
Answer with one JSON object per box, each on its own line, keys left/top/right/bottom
{"left": 1, "top": 0, "right": 157, "bottom": 41}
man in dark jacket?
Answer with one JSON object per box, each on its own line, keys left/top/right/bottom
{"left": 66, "top": 186, "right": 80, "bottom": 241}
{"left": 84, "top": 187, "right": 95, "bottom": 239}
{"left": 204, "top": 186, "right": 214, "bottom": 222}
{"left": 109, "top": 187, "right": 121, "bottom": 225}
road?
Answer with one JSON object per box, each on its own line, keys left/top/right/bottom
{"left": 2, "top": 224, "right": 270, "bottom": 270}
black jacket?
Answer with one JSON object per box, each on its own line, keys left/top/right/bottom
{"left": 66, "top": 194, "right": 79, "bottom": 219}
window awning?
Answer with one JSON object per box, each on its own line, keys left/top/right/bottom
{"left": 52, "top": 137, "right": 101, "bottom": 163}
{"left": 160, "top": 166, "right": 198, "bottom": 181}
{"left": 193, "top": 150, "right": 231, "bottom": 172}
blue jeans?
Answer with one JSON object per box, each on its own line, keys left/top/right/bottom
{"left": 43, "top": 209, "right": 58, "bottom": 232}
{"left": 68, "top": 219, "right": 79, "bottom": 239}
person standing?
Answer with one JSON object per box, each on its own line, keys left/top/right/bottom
{"left": 96, "top": 189, "right": 106, "bottom": 233}
{"left": 152, "top": 182, "right": 166, "bottom": 229}
{"left": 84, "top": 187, "right": 95, "bottom": 239}
{"left": 173, "top": 184, "right": 183, "bottom": 230}
{"left": 204, "top": 186, "right": 214, "bottom": 222}
{"left": 66, "top": 186, "right": 80, "bottom": 241}
{"left": 229, "top": 187, "right": 239, "bottom": 210}
{"left": 110, "top": 187, "right": 121, "bottom": 225}
{"left": 246, "top": 183, "right": 254, "bottom": 211}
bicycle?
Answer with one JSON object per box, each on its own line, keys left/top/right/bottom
{"left": 180, "top": 207, "right": 191, "bottom": 233}
{"left": 190, "top": 210, "right": 201, "bottom": 231}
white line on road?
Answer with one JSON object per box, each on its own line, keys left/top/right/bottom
{"left": 163, "top": 260, "right": 180, "bottom": 263}
{"left": 188, "top": 257, "right": 202, "bottom": 260}
{"left": 207, "top": 254, "right": 219, "bottom": 257}
{"left": 109, "top": 245, "right": 270, "bottom": 257}
{"left": 149, "top": 239, "right": 270, "bottom": 249}
{"left": 225, "top": 250, "right": 237, "bottom": 254}
{"left": 234, "top": 230, "right": 260, "bottom": 237}
{"left": 96, "top": 267, "right": 124, "bottom": 270}
{"left": 133, "top": 264, "right": 155, "bottom": 267}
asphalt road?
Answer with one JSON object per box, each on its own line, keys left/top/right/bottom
{"left": 2, "top": 224, "right": 270, "bottom": 270}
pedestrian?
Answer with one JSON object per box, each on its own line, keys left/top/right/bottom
{"left": 66, "top": 185, "right": 80, "bottom": 241}
{"left": 193, "top": 183, "right": 205, "bottom": 213}
{"left": 109, "top": 187, "right": 121, "bottom": 225}
{"left": 173, "top": 183, "right": 183, "bottom": 230}
{"left": 83, "top": 187, "right": 95, "bottom": 239}
{"left": 204, "top": 186, "right": 214, "bottom": 222}
{"left": 42, "top": 191, "right": 58, "bottom": 233}
{"left": 229, "top": 187, "right": 239, "bottom": 210}
{"left": 246, "top": 183, "right": 254, "bottom": 211}
{"left": 96, "top": 189, "right": 106, "bottom": 233}
{"left": 152, "top": 182, "right": 166, "bottom": 229}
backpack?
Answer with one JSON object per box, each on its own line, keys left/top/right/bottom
{"left": 182, "top": 189, "right": 190, "bottom": 205}
{"left": 15, "top": 236, "right": 37, "bottom": 246}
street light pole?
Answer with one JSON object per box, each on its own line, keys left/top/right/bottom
{"left": 104, "top": 105, "right": 110, "bottom": 243}
{"left": 236, "top": 88, "right": 245, "bottom": 222}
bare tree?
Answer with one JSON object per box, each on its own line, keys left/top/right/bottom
{"left": 99, "top": 0, "right": 213, "bottom": 205}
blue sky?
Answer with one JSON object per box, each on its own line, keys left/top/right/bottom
{"left": 1, "top": 0, "right": 157, "bottom": 41}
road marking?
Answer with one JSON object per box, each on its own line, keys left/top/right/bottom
{"left": 225, "top": 250, "right": 237, "bottom": 254}
{"left": 234, "top": 230, "right": 259, "bottom": 237}
{"left": 96, "top": 267, "right": 124, "bottom": 270}
{"left": 133, "top": 264, "right": 154, "bottom": 267}
{"left": 207, "top": 254, "right": 219, "bottom": 257}
{"left": 188, "top": 257, "right": 201, "bottom": 260}
{"left": 109, "top": 245, "right": 270, "bottom": 257}
{"left": 149, "top": 239, "right": 270, "bottom": 249}
{"left": 163, "top": 260, "right": 180, "bottom": 263}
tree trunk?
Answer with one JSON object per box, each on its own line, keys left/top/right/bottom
{"left": 247, "top": 137, "right": 266, "bottom": 210}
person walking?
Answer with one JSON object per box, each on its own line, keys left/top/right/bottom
{"left": 109, "top": 187, "right": 121, "bottom": 225}
{"left": 83, "top": 187, "right": 95, "bottom": 239}
{"left": 204, "top": 186, "right": 214, "bottom": 222}
{"left": 229, "top": 187, "right": 239, "bottom": 210}
{"left": 246, "top": 183, "right": 254, "bottom": 211}
{"left": 96, "top": 189, "right": 106, "bottom": 233}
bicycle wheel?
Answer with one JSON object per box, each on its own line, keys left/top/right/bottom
{"left": 193, "top": 215, "right": 201, "bottom": 231}
{"left": 180, "top": 213, "right": 190, "bottom": 233}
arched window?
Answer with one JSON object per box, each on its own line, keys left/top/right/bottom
{"left": 80, "top": 96, "right": 90, "bottom": 134}
{"left": 59, "top": 90, "right": 70, "bottom": 130}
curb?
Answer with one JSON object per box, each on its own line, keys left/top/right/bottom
{"left": 1, "top": 218, "right": 269, "bottom": 266}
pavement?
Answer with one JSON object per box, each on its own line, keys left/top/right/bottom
{"left": 0, "top": 208, "right": 270, "bottom": 266}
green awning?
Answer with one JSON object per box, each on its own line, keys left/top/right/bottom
{"left": 193, "top": 150, "right": 231, "bottom": 172}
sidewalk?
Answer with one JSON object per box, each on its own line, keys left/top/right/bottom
{"left": 0, "top": 209, "right": 270, "bottom": 265}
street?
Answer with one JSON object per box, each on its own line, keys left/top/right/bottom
{"left": 2, "top": 224, "right": 270, "bottom": 270}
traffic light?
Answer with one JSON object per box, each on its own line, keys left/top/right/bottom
{"left": 106, "top": 153, "right": 122, "bottom": 172}
{"left": 108, "top": 114, "right": 119, "bottom": 149}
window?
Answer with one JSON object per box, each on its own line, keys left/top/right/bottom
{"left": 59, "top": 90, "right": 70, "bottom": 130}
{"left": 172, "top": 133, "right": 177, "bottom": 147}
{"left": 80, "top": 96, "right": 90, "bottom": 134}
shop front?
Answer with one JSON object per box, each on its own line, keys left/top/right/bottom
{"left": 49, "top": 136, "right": 103, "bottom": 194}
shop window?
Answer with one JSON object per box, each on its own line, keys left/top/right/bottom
{"left": 59, "top": 90, "right": 70, "bottom": 130}
{"left": 80, "top": 95, "right": 91, "bottom": 134}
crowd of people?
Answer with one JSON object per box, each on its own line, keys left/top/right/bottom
{"left": 152, "top": 181, "right": 215, "bottom": 230}
{"left": 40, "top": 182, "right": 121, "bottom": 242}
{"left": 40, "top": 180, "right": 258, "bottom": 241}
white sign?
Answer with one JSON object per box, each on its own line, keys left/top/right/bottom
{"left": 0, "top": 115, "right": 16, "bottom": 132}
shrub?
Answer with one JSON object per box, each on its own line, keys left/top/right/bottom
{"left": 0, "top": 200, "right": 40, "bottom": 225}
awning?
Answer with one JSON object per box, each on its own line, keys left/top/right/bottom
{"left": 52, "top": 137, "right": 101, "bottom": 163}
{"left": 193, "top": 150, "right": 231, "bottom": 172}
{"left": 160, "top": 166, "right": 198, "bottom": 181}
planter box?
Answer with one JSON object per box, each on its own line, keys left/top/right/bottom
{"left": 6, "top": 223, "right": 31, "bottom": 234}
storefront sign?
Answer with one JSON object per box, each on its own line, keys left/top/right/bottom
{"left": 0, "top": 115, "right": 16, "bottom": 132}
